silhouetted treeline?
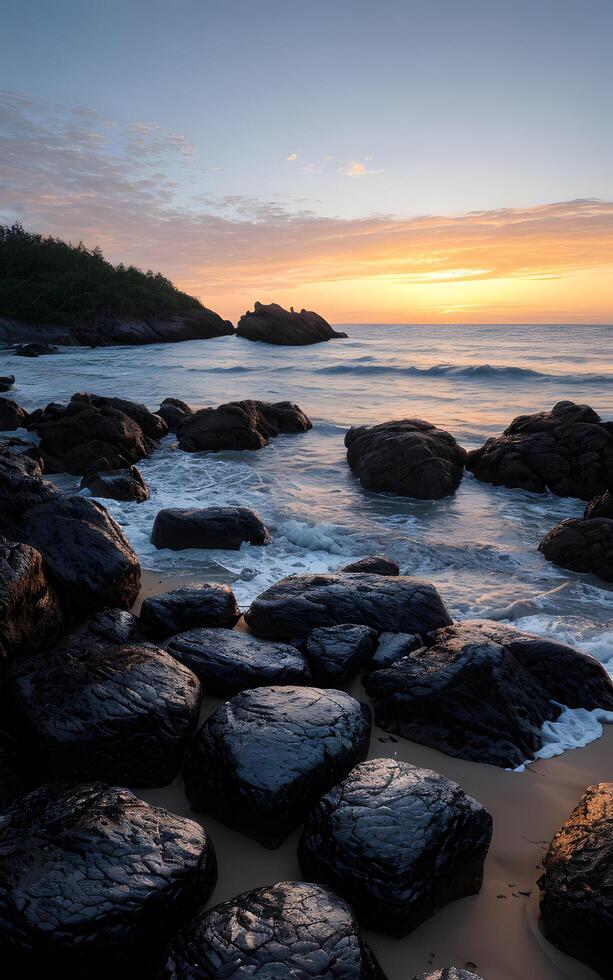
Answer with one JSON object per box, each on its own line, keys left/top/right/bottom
{"left": 0, "top": 224, "right": 203, "bottom": 324}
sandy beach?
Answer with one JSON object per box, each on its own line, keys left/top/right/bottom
{"left": 135, "top": 571, "right": 609, "bottom": 980}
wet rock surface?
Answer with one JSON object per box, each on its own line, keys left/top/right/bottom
{"left": 152, "top": 506, "right": 271, "bottom": 551}
{"left": 466, "top": 400, "right": 613, "bottom": 499}
{"left": 0, "top": 535, "right": 63, "bottom": 659}
{"left": 368, "top": 631, "right": 423, "bottom": 672}
{"left": 14, "top": 342, "right": 58, "bottom": 357}
{"left": 8, "top": 638, "right": 201, "bottom": 785}
{"left": 167, "top": 627, "right": 311, "bottom": 694}
{"left": 0, "top": 397, "right": 28, "bottom": 430}
{"left": 298, "top": 758, "right": 492, "bottom": 936}
{"left": 0, "top": 782, "right": 217, "bottom": 974}
{"left": 177, "top": 398, "right": 312, "bottom": 452}
{"left": 68, "top": 607, "right": 148, "bottom": 645}
{"left": 80, "top": 464, "right": 149, "bottom": 502}
{"left": 236, "top": 301, "right": 347, "bottom": 345}
{"left": 539, "top": 516, "right": 613, "bottom": 581}
{"left": 341, "top": 555, "right": 400, "bottom": 575}
{"left": 139, "top": 585, "right": 240, "bottom": 640}
{"left": 160, "top": 880, "right": 386, "bottom": 979}
{"left": 305, "top": 624, "right": 378, "bottom": 685}
{"left": 0, "top": 449, "right": 58, "bottom": 529}
{"left": 0, "top": 375, "right": 15, "bottom": 393}
{"left": 346, "top": 419, "right": 467, "bottom": 500}
{"left": 72, "top": 392, "right": 168, "bottom": 440}
{"left": 244, "top": 572, "right": 452, "bottom": 640}
{"left": 539, "top": 782, "right": 613, "bottom": 978}
{"left": 584, "top": 489, "right": 613, "bottom": 519}
{"left": 184, "top": 686, "right": 371, "bottom": 847}
{"left": 157, "top": 397, "right": 194, "bottom": 430}
{"left": 15, "top": 495, "right": 141, "bottom": 619}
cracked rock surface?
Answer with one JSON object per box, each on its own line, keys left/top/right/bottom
{"left": 539, "top": 782, "right": 613, "bottom": 979}
{"left": 538, "top": 516, "right": 613, "bottom": 581}
{"left": 177, "top": 398, "right": 312, "bottom": 452}
{"left": 346, "top": 419, "right": 466, "bottom": 500}
{"left": 298, "top": 758, "right": 492, "bottom": 936}
{"left": 160, "top": 880, "right": 386, "bottom": 978}
{"left": 0, "top": 535, "right": 63, "bottom": 658}
{"left": 305, "top": 624, "right": 378, "bottom": 685}
{"left": 584, "top": 489, "right": 613, "bottom": 519}
{"left": 167, "top": 628, "right": 311, "bottom": 695}
{"left": 466, "top": 400, "right": 613, "bottom": 499}
{"left": 0, "top": 782, "right": 217, "bottom": 975}
{"left": 184, "top": 685, "right": 371, "bottom": 847}
{"left": 8, "top": 638, "right": 201, "bottom": 786}
{"left": 152, "top": 506, "right": 270, "bottom": 551}
{"left": 139, "top": 585, "right": 241, "bottom": 640}
{"left": 244, "top": 572, "right": 452, "bottom": 640}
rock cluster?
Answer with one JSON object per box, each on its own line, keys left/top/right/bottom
{"left": 177, "top": 398, "right": 311, "bottom": 452}
{"left": 236, "top": 301, "right": 347, "bottom": 345}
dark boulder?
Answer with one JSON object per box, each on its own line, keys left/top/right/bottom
{"left": 0, "top": 782, "right": 217, "bottom": 975}
{"left": 167, "top": 628, "right": 311, "bottom": 695}
{"left": 80, "top": 464, "right": 149, "bottom": 502}
{"left": 69, "top": 607, "right": 148, "bottom": 645}
{"left": 157, "top": 397, "right": 194, "bottom": 430}
{"left": 14, "top": 342, "right": 58, "bottom": 357}
{"left": 177, "top": 398, "right": 312, "bottom": 452}
{"left": 34, "top": 401, "right": 153, "bottom": 475}
{"left": 26, "top": 401, "right": 66, "bottom": 427}
{"left": 368, "top": 631, "right": 423, "bottom": 672}
{"left": 184, "top": 686, "right": 371, "bottom": 847}
{"left": 0, "top": 376, "right": 14, "bottom": 393}
{"left": 341, "top": 555, "right": 400, "bottom": 575}
{"left": 160, "top": 881, "right": 385, "bottom": 979}
{"left": 8, "top": 638, "right": 201, "bottom": 786}
{"left": 71, "top": 392, "right": 168, "bottom": 440}
{"left": 0, "top": 536, "right": 63, "bottom": 659}
{"left": 0, "top": 731, "right": 23, "bottom": 810}
{"left": 16, "top": 496, "right": 141, "bottom": 619}
{"left": 585, "top": 490, "right": 613, "bottom": 519}
{"left": 538, "top": 517, "right": 613, "bottom": 581}
{"left": 298, "top": 758, "right": 492, "bottom": 936}
{"left": 346, "top": 419, "right": 466, "bottom": 500}
{"left": 305, "top": 624, "right": 378, "bottom": 685}
{"left": 539, "top": 782, "right": 613, "bottom": 978}
{"left": 139, "top": 585, "right": 241, "bottom": 640}
{"left": 236, "top": 301, "right": 347, "bottom": 345}
{"left": 152, "top": 506, "right": 270, "bottom": 551}
{"left": 0, "top": 398, "right": 28, "bottom": 430}
{"left": 0, "top": 449, "right": 58, "bottom": 530}
{"left": 466, "top": 400, "right": 613, "bottom": 499}
{"left": 244, "top": 572, "right": 452, "bottom": 640}
{"left": 412, "top": 972, "right": 485, "bottom": 980}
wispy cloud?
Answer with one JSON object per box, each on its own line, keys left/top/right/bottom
{"left": 338, "top": 160, "right": 382, "bottom": 177}
{"left": 286, "top": 152, "right": 298, "bottom": 161}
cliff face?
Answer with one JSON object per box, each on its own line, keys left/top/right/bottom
{"left": 0, "top": 307, "right": 235, "bottom": 347}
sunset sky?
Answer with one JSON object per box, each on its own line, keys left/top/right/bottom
{"left": 1, "top": 0, "right": 612, "bottom": 323}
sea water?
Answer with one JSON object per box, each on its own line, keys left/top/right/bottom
{"left": 4, "top": 323, "right": 613, "bottom": 759}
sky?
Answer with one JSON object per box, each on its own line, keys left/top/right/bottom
{"left": 1, "top": 0, "right": 612, "bottom": 323}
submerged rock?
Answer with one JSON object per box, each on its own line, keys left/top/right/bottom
{"left": 298, "top": 758, "right": 492, "bottom": 936}
{"left": 160, "top": 881, "right": 385, "bottom": 978}
{"left": 341, "top": 555, "right": 400, "bottom": 575}
{"left": 0, "top": 782, "right": 217, "bottom": 975}
{"left": 466, "top": 400, "right": 613, "bottom": 499}
{"left": 346, "top": 419, "right": 467, "bottom": 499}
{"left": 167, "top": 628, "right": 311, "bottom": 695}
{"left": 15, "top": 496, "right": 141, "bottom": 619}
{"left": 584, "top": 490, "right": 613, "bottom": 519}
{"left": 177, "top": 398, "right": 312, "bottom": 452}
{"left": 0, "top": 398, "right": 28, "bottom": 430}
{"left": 8, "top": 638, "right": 201, "bottom": 786}
{"left": 305, "top": 624, "right": 378, "bottom": 685}
{"left": 71, "top": 392, "right": 168, "bottom": 440}
{"left": 0, "top": 536, "right": 63, "bottom": 659}
{"left": 80, "top": 464, "right": 149, "bottom": 502}
{"left": 139, "top": 585, "right": 241, "bottom": 640}
{"left": 539, "top": 782, "right": 613, "bottom": 978}
{"left": 244, "top": 572, "right": 452, "bottom": 640}
{"left": 152, "top": 506, "right": 270, "bottom": 551}
{"left": 538, "top": 516, "right": 613, "bottom": 581}
{"left": 184, "top": 686, "right": 371, "bottom": 847}
{"left": 14, "top": 342, "right": 58, "bottom": 357}
{"left": 236, "top": 301, "right": 347, "bottom": 345}
{"left": 157, "top": 396, "right": 194, "bottom": 430}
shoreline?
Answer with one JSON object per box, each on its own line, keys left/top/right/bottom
{"left": 136, "top": 570, "right": 611, "bottom": 980}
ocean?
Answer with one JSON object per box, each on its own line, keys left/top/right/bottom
{"left": 4, "top": 322, "right": 613, "bottom": 761}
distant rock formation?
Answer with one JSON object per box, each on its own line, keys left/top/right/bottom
{"left": 236, "top": 301, "right": 347, "bottom": 345}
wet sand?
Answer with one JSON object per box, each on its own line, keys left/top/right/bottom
{"left": 136, "top": 571, "right": 609, "bottom": 980}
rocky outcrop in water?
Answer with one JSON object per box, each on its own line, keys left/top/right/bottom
{"left": 305, "top": 624, "right": 378, "bottom": 685}
{"left": 14, "top": 342, "right": 58, "bottom": 357}
{"left": 236, "top": 301, "right": 347, "bottom": 345}
{"left": 160, "top": 881, "right": 385, "bottom": 979}
{"left": 177, "top": 398, "right": 312, "bottom": 452}
{"left": 584, "top": 490, "right": 613, "bottom": 519}
{"left": 539, "top": 516, "right": 613, "bottom": 581}
{"left": 0, "top": 398, "right": 28, "bottom": 430}
{"left": 139, "top": 585, "right": 241, "bottom": 640}
{"left": 72, "top": 392, "right": 168, "bottom": 439}
{"left": 298, "top": 758, "right": 492, "bottom": 936}
{"left": 152, "top": 506, "right": 271, "bottom": 550}
{"left": 0, "top": 375, "right": 15, "bottom": 393}
{"left": 341, "top": 555, "right": 400, "bottom": 575}
{"left": 539, "top": 782, "right": 612, "bottom": 979}
{"left": 346, "top": 419, "right": 467, "bottom": 499}
{"left": 167, "top": 628, "right": 312, "bottom": 695}
{"left": 244, "top": 572, "right": 452, "bottom": 640}
{"left": 466, "top": 401, "right": 613, "bottom": 499}
{"left": 0, "top": 782, "right": 217, "bottom": 975}
{"left": 184, "top": 686, "right": 371, "bottom": 847}
{"left": 80, "top": 465, "right": 149, "bottom": 502}
{"left": 0, "top": 536, "right": 63, "bottom": 659}
{"left": 157, "top": 397, "right": 194, "bottom": 430}
{"left": 8, "top": 637, "right": 201, "bottom": 785}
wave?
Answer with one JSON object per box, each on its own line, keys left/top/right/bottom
{"left": 315, "top": 362, "right": 613, "bottom": 383}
